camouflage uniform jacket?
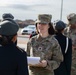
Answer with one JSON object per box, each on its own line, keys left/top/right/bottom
{"left": 65, "top": 26, "right": 76, "bottom": 48}
{"left": 68, "top": 28, "right": 76, "bottom": 46}
{"left": 26, "top": 34, "right": 63, "bottom": 75}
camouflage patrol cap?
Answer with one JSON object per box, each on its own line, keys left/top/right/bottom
{"left": 35, "top": 14, "right": 52, "bottom": 24}
{"left": 67, "top": 13, "right": 76, "bottom": 24}
{"left": 0, "top": 20, "right": 19, "bottom": 36}
{"left": 2, "top": 13, "right": 14, "bottom": 20}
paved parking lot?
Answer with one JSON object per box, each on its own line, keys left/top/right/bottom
{"left": 17, "top": 34, "right": 29, "bottom": 51}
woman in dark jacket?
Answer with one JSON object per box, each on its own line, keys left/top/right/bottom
{"left": 54, "top": 20, "right": 72, "bottom": 75}
{"left": 2, "top": 13, "right": 18, "bottom": 45}
{"left": 0, "top": 20, "right": 29, "bottom": 75}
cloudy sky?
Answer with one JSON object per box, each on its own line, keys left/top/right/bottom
{"left": 0, "top": 0, "right": 75, "bottom": 23}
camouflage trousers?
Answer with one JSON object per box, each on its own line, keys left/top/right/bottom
{"left": 71, "top": 49, "right": 76, "bottom": 75}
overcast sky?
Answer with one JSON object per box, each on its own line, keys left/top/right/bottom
{"left": 0, "top": 0, "right": 76, "bottom": 23}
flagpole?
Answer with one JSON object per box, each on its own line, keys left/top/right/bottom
{"left": 60, "top": 0, "right": 63, "bottom": 20}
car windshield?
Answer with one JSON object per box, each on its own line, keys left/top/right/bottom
{"left": 28, "top": 27, "right": 35, "bottom": 29}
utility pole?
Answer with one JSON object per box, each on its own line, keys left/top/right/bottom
{"left": 60, "top": 0, "right": 63, "bottom": 20}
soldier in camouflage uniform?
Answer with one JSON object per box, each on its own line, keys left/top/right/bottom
{"left": 26, "top": 14, "right": 63, "bottom": 75}
{"left": 66, "top": 13, "right": 76, "bottom": 75}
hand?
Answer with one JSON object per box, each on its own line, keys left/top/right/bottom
{"left": 40, "top": 60, "right": 47, "bottom": 67}
{"left": 33, "top": 60, "right": 47, "bottom": 67}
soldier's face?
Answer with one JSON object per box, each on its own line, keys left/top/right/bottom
{"left": 37, "top": 23, "right": 50, "bottom": 34}
{"left": 70, "top": 23, "right": 76, "bottom": 29}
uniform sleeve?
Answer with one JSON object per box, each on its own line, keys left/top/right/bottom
{"left": 26, "top": 39, "right": 32, "bottom": 56}
{"left": 26, "top": 38, "right": 35, "bottom": 56}
{"left": 45, "top": 41, "right": 63, "bottom": 71}
{"left": 17, "top": 51, "right": 29, "bottom": 75}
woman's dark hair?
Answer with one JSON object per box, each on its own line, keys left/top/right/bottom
{"left": 35, "top": 24, "right": 38, "bottom": 34}
{"left": 48, "top": 23, "right": 55, "bottom": 35}
{"left": 0, "top": 34, "right": 17, "bottom": 46}
{"left": 55, "top": 28, "right": 64, "bottom": 34}
{"left": 36, "top": 22, "right": 55, "bottom": 35}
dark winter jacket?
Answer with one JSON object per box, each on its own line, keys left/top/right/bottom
{"left": 54, "top": 33, "right": 72, "bottom": 75}
{"left": 0, "top": 42, "right": 29, "bottom": 75}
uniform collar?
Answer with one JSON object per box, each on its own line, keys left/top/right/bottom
{"left": 36, "top": 34, "right": 53, "bottom": 42}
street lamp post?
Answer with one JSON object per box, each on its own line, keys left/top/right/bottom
{"left": 60, "top": 0, "right": 63, "bottom": 20}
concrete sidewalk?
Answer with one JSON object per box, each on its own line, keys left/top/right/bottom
{"left": 18, "top": 34, "right": 30, "bottom": 38}
{"left": 17, "top": 44, "right": 27, "bottom": 51}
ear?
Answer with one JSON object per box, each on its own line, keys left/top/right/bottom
{"left": 12, "top": 35, "right": 17, "bottom": 43}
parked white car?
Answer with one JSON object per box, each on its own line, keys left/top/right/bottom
{"left": 21, "top": 25, "right": 36, "bottom": 35}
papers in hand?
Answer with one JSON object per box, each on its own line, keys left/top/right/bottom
{"left": 27, "top": 57, "right": 40, "bottom": 65}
